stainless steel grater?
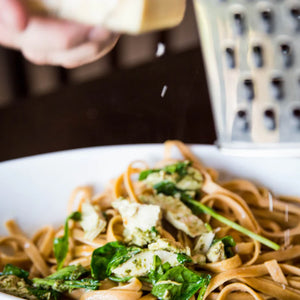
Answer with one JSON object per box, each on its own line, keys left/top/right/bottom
{"left": 193, "top": 0, "right": 300, "bottom": 154}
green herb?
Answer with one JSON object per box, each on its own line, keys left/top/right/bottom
{"left": 153, "top": 181, "right": 280, "bottom": 251}
{"left": 185, "top": 199, "right": 280, "bottom": 251}
{"left": 176, "top": 253, "right": 192, "bottom": 264}
{"left": 151, "top": 266, "right": 210, "bottom": 300}
{"left": 53, "top": 211, "right": 81, "bottom": 270}
{"left": 91, "top": 242, "right": 141, "bottom": 280}
{"left": 2, "top": 264, "right": 29, "bottom": 281}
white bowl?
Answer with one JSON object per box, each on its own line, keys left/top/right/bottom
{"left": 0, "top": 144, "right": 299, "bottom": 299}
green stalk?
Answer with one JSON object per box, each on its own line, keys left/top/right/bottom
{"left": 186, "top": 199, "right": 280, "bottom": 251}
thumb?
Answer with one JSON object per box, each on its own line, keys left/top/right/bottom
{"left": 0, "top": 0, "right": 28, "bottom": 31}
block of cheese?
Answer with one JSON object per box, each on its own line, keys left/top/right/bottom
{"left": 24, "top": 0, "right": 186, "bottom": 34}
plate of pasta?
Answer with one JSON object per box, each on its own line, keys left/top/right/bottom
{"left": 0, "top": 141, "right": 300, "bottom": 300}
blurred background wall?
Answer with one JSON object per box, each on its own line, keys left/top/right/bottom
{"left": 0, "top": 1, "right": 199, "bottom": 107}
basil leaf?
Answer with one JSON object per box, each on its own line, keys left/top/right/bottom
{"left": 176, "top": 253, "right": 192, "bottom": 264}
{"left": 151, "top": 266, "right": 211, "bottom": 300}
{"left": 54, "top": 211, "right": 82, "bottom": 270}
{"left": 2, "top": 264, "right": 29, "bottom": 281}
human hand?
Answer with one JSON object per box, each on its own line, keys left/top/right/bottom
{"left": 0, "top": 0, "right": 119, "bottom": 68}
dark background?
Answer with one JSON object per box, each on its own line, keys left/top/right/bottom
{"left": 0, "top": 2, "right": 216, "bottom": 162}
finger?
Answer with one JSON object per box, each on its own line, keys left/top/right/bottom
{"left": 22, "top": 33, "right": 119, "bottom": 68}
{"left": 0, "top": 0, "right": 28, "bottom": 31}
{"left": 0, "top": 23, "right": 21, "bottom": 48}
{"left": 20, "top": 16, "right": 92, "bottom": 52}
{"left": 56, "top": 38, "right": 119, "bottom": 68}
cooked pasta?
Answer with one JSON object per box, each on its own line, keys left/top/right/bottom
{"left": 1, "top": 141, "right": 300, "bottom": 300}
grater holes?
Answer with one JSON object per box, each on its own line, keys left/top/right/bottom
{"left": 225, "top": 47, "right": 236, "bottom": 68}
{"left": 290, "top": 6, "right": 300, "bottom": 32}
{"left": 243, "top": 79, "right": 255, "bottom": 101}
{"left": 260, "top": 8, "right": 274, "bottom": 34}
{"left": 271, "top": 77, "right": 284, "bottom": 100}
{"left": 236, "top": 109, "right": 249, "bottom": 131}
{"left": 280, "top": 43, "right": 293, "bottom": 68}
{"left": 264, "top": 109, "right": 277, "bottom": 131}
{"left": 252, "top": 45, "right": 264, "bottom": 68}
{"left": 293, "top": 107, "right": 300, "bottom": 118}
{"left": 291, "top": 107, "right": 300, "bottom": 129}
{"left": 233, "top": 12, "right": 246, "bottom": 35}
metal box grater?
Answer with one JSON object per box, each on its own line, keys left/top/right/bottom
{"left": 193, "top": 0, "right": 300, "bottom": 154}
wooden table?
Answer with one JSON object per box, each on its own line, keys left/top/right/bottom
{"left": 0, "top": 48, "right": 216, "bottom": 162}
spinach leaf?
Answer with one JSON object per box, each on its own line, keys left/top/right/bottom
{"left": 32, "top": 265, "right": 99, "bottom": 294}
{"left": 2, "top": 264, "right": 29, "bottom": 281}
{"left": 91, "top": 241, "right": 141, "bottom": 281}
{"left": 91, "top": 241, "right": 124, "bottom": 280}
{"left": 46, "top": 265, "right": 88, "bottom": 281}
{"left": 153, "top": 181, "right": 193, "bottom": 203}
{"left": 32, "top": 278, "right": 99, "bottom": 293}
{"left": 53, "top": 211, "right": 81, "bottom": 270}
{"left": 1, "top": 264, "right": 96, "bottom": 299}
{"left": 213, "top": 236, "right": 236, "bottom": 258}
{"left": 147, "top": 256, "right": 171, "bottom": 285}
{"left": 151, "top": 266, "right": 211, "bottom": 300}
{"left": 153, "top": 181, "right": 179, "bottom": 196}
{"left": 0, "top": 265, "right": 61, "bottom": 300}
{"left": 176, "top": 253, "right": 192, "bottom": 264}
{"left": 107, "top": 246, "right": 141, "bottom": 276}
